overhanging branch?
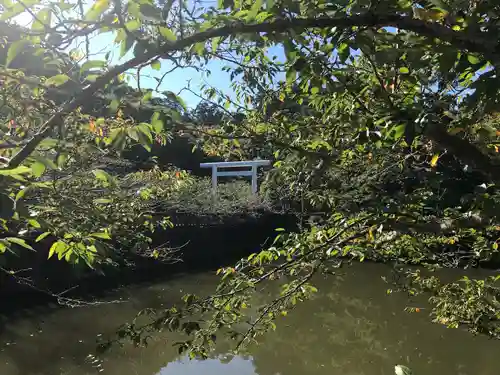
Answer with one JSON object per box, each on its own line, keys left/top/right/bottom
{"left": 6, "top": 12, "right": 499, "bottom": 169}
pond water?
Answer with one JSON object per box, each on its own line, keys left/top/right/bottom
{"left": 1, "top": 262, "right": 499, "bottom": 375}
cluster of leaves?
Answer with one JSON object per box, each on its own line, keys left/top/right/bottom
{"left": 400, "top": 270, "right": 500, "bottom": 339}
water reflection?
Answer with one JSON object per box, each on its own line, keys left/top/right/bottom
{"left": 1, "top": 264, "right": 499, "bottom": 375}
{"left": 159, "top": 355, "right": 256, "bottom": 375}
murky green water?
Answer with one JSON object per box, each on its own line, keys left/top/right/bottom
{"left": 1, "top": 263, "right": 499, "bottom": 375}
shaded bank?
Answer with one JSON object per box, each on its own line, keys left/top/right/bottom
{"left": 0, "top": 212, "right": 298, "bottom": 313}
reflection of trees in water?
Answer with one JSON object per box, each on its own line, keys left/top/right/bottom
{"left": 244, "top": 289, "right": 391, "bottom": 375}
{"left": 3, "top": 266, "right": 500, "bottom": 375}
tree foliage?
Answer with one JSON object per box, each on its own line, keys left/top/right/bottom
{"left": 1, "top": 0, "right": 500, "bottom": 360}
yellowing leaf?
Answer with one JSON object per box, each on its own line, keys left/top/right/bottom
{"left": 430, "top": 153, "right": 440, "bottom": 167}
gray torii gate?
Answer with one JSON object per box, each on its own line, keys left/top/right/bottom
{"left": 200, "top": 159, "right": 271, "bottom": 194}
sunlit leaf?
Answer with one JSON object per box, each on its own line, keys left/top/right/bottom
{"left": 31, "top": 161, "right": 46, "bottom": 178}
{"left": 467, "top": 54, "right": 480, "bottom": 64}
{"left": 45, "top": 74, "right": 70, "bottom": 87}
{"left": 6, "top": 237, "right": 34, "bottom": 251}
{"left": 248, "top": 0, "right": 263, "bottom": 19}
{"left": 159, "top": 26, "right": 177, "bottom": 41}
{"left": 94, "top": 198, "right": 113, "bottom": 204}
{"left": 92, "top": 169, "right": 112, "bottom": 184}
{"left": 35, "top": 232, "right": 51, "bottom": 242}
{"left": 48, "top": 240, "right": 67, "bottom": 259}
{"left": 85, "top": 0, "right": 110, "bottom": 21}
{"left": 430, "top": 153, "right": 440, "bottom": 167}
{"left": 31, "top": 8, "right": 51, "bottom": 31}
{"left": 28, "top": 219, "right": 41, "bottom": 228}
{"left": 151, "top": 59, "right": 161, "bottom": 70}
{"left": 125, "top": 19, "right": 141, "bottom": 31}
{"left": 0, "top": 166, "right": 32, "bottom": 176}
{"left": 90, "top": 232, "right": 112, "bottom": 240}
{"left": 81, "top": 60, "right": 106, "bottom": 73}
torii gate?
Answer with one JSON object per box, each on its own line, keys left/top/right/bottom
{"left": 200, "top": 159, "right": 271, "bottom": 194}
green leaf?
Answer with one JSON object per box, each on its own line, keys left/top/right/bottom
{"left": 57, "top": 153, "right": 68, "bottom": 168}
{"left": 338, "top": 43, "right": 350, "bottom": 62}
{"left": 15, "top": 186, "right": 30, "bottom": 201}
{"left": 48, "top": 240, "right": 67, "bottom": 259}
{"left": 90, "top": 232, "right": 112, "bottom": 240}
{"left": 399, "top": 67, "right": 410, "bottom": 74}
{"left": 33, "top": 155, "right": 57, "bottom": 170}
{"left": 159, "top": 26, "right": 177, "bottom": 41}
{"left": 151, "top": 113, "right": 164, "bottom": 132}
{"left": 35, "top": 232, "right": 51, "bottom": 242}
{"left": 6, "top": 40, "right": 30, "bottom": 67}
{"left": 45, "top": 74, "right": 70, "bottom": 87}
{"left": 163, "top": 91, "right": 186, "bottom": 110}
{"left": 6, "top": 237, "right": 34, "bottom": 251}
{"left": 31, "top": 161, "right": 46, "bottom": 178}
{"left": 392, "top": 124, "right": 406, "bottom": 140}
{"left": 125, "top": 19, "right": 141, "bottom": 31}
{"left": 94, "top": 198, "right": 113, "bottom": 204}
{"left": 192, "top": 42, "right": 205, "bottom": 55}
{"left": 0, "top": 2, "right": 24, "bottom": 21}
{"left": 28, "top": 219, "right": 41, "bottom": 228}
{"left": 110, "top": 129, "right": 127, "bottom": 150}
{"left": 248, "top": 0, "right": 263, "bottom": 19}
{"left": 109, "top": 99, "right": 121, "bottom": 112}
{"left": 32, "top": 8, "right": 51, "bottom": 31}
{"left": 151, "top": 59, "right": 161, "bottom": 70}
{"left": 92, "top": 169, "right": 112, "bottom": 184}
{"left": 211, "top": 37, "right": 221, "bottom": 52}
{"left": 467, "top": 54, "right": 480, "bottom": 64}
{"left": 0, "top": 166, "right": 32, "bottom": 176}
{"left": 85, "top": 0, "right": 110, "bottom": 21}
{"left": 81, "top": 60, "right": 106, "bottom": 73}
{"left": 286, "top": 69, "right": 296, "bottom": 85}
{"left": 136, "top": 123, "right": 153, "bottom": 149}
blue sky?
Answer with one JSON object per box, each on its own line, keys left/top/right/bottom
{"left": 13, "top": 0, "right": 287, "bottom": 110}
{"left": 80, "top": 25, "right": 286, "bottom": 110}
